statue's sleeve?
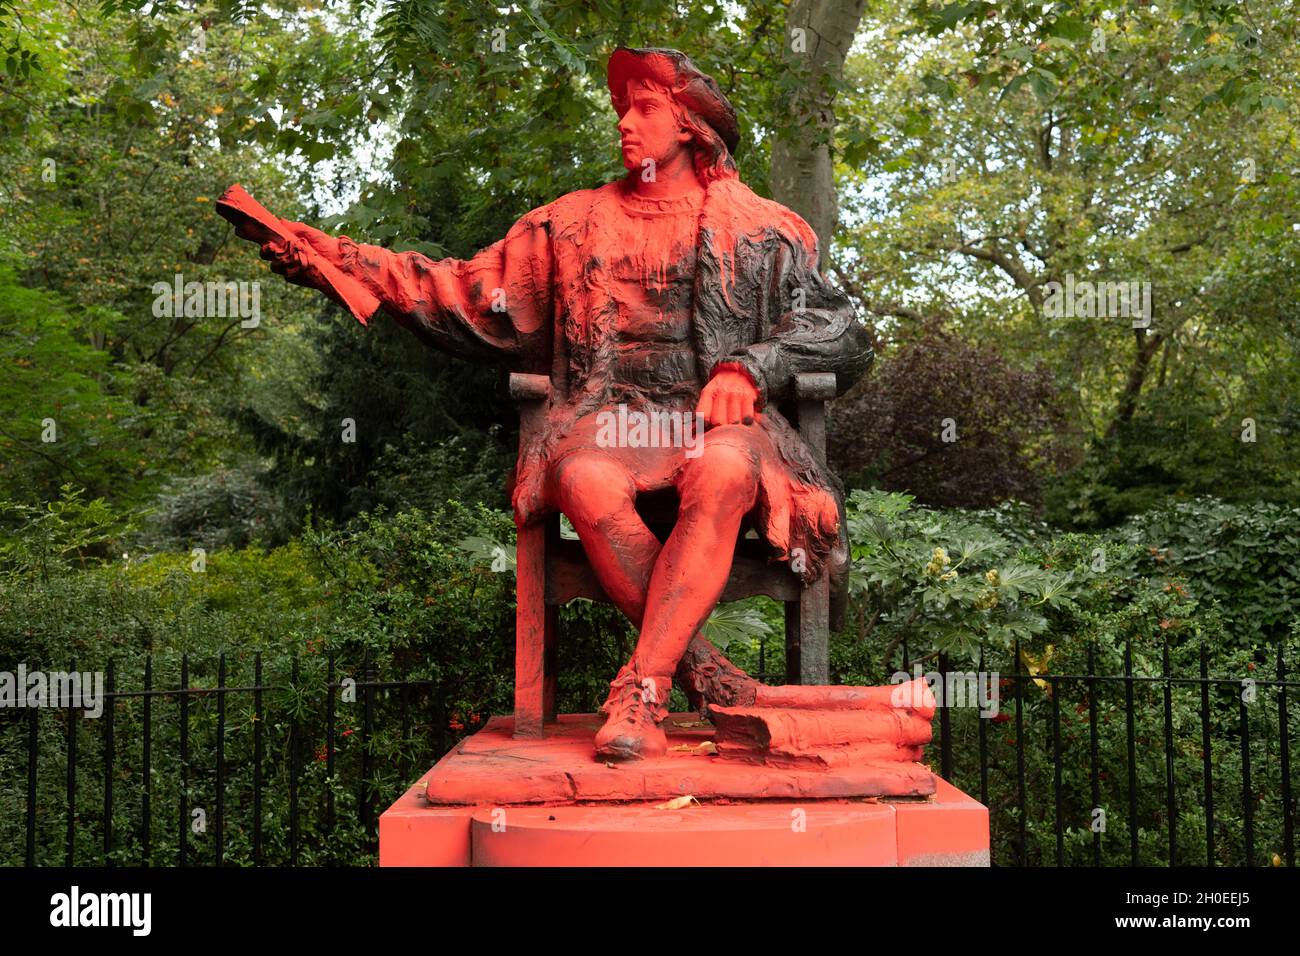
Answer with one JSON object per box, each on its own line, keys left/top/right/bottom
{"left": 711, "top": 216, "right": 874, "bottom": 407}
{"left": 320, "top": 207, "right": 554, "bottom": 368}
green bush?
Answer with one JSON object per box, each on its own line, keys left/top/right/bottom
{"left": 828, "top": 490, "right": 1299, "bottom": 867}
{"left": 1118, "top": 497, "right": 1300, "bottom": 647}
{"left": 1, "top": 490, "right": 1295, "bottom": 866}
{"left": 0, "top": 498, "right": 631, "bottom": 866}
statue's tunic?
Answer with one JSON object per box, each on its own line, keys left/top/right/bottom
{"left": 329, "top": 176, "right": 874, "bottom": 587}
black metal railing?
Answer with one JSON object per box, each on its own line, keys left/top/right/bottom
{"left": 905, "top": 635, "right": 1297, "bottom": 867}
{"left": 3, "top": 650, "right": 455, "bottom": 867}
{"left": 2, "top": 635, "right": 1296, "bottom": 866}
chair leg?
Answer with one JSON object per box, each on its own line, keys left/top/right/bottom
{"left": 784, "top": 599, "right": 802, "bottom": 685}
{"left": 514, "top": 520, "right": 547, "bottom": 739}
{"left": 789, "top": 575, "right": 830, "bottom": 685}
{"left": 789, "top": 372, "right": 835, "bottom": 686}
{"left": 542, "top": 603, "right": 558, "bottom": 722}
{"left": 542, "top": 513, "right": 560, "bottom": 723}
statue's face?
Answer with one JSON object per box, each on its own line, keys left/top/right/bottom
{"left": 616, "top": 79, "right": 691, "bottom": 173}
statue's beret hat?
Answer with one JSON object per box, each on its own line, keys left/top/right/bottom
{"left": 606, "top": 47, "right": 740, "bottom": 156}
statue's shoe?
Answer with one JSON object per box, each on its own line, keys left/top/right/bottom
{"left": 676, "top": 635, "right": 759, "bottom": 712}
{"left": 594, "top": 665, "right": 671, "bottom": 761}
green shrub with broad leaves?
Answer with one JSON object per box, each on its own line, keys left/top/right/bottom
{"left": 825, "top": 490, "right": 1299, "bottom": 867}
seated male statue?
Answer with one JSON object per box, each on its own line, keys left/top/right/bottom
{"left": 229, "top": 47, "right": 874, "bottom": 760}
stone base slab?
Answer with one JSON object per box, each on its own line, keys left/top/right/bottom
{"left": 422, "top": 713, "right": 937, "bottom": 805}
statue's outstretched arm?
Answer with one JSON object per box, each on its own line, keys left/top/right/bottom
{"left": 221, "top": 185, "right": 553, "bottom": 368}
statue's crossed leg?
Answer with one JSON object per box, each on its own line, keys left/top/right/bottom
{"left": 546, "top": 428, "right": 767, "bottom": 757}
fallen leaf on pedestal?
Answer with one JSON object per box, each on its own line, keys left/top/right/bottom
{"left": 655, "top": 795, "right": 701, "bottom": 810}
{"left": 604, "top": 761, "right": 617, "bottom": 769}
{"left": 674, "top": 719, "right": 710, "bottom": 729}
{"left": 669, "top": 741, "right": 718, "bottom": 755}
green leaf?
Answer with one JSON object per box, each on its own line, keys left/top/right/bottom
{"left": 700, "top": 600, "right": 776, "bottom": 650}
{"left": 1050, "top": 15, "right": 1091, "bottom": 42}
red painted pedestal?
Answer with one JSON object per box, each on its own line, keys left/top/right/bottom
{"left": 380, "top": 775, "right": 987, "bottom": 866}
{"left": 379, "top": 716, "right": 989, "bottom": 867}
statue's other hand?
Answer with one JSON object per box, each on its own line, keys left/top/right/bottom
{"left": 697, "top": 368, "right": 760, "bottom": 428}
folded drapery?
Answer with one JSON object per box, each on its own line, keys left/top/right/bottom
{"left": 707, "top": 676, "right": 936, "bottom": 769}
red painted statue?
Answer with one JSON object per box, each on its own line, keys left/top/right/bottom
{"left": 221, "top": 48, "right": 881, "bottom": 763}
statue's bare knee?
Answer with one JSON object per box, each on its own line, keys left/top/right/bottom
{"left": 676, "top": 433, "right": 760, "bottom": 516}
{"left": 548, "top": 452, "right": 637, "bottom": 529}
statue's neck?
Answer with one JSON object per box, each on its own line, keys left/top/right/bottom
{"left": 625, "top": 150, "right": 705, "bottom": 202}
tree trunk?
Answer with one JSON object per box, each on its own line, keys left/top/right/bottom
{"left": 1107, "top": 328, "right": 1165, "bottom": 438}
{"left": 770, "top": 0, "right": 868, "bottom": 265}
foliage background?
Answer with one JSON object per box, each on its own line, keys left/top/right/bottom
{"left": 1, "top": 0, "right": 1297, "bottom": 866}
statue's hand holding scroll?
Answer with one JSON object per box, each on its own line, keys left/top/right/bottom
{"left": 217, "top": 184, "right": 381, "bottom": 325}
{"left": 256, "top": 221, "right": 336, "bottom": 288}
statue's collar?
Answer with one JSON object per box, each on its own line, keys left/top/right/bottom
{"left": 615, "top": 180, "right": 705, "bottom": 216}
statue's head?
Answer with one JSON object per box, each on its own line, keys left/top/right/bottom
{"left": 607, "top": 47, "right": 739, "bottom": 184}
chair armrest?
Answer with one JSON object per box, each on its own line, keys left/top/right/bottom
{"left": 791, "top": 372, "right": 835, "bottom": 457}
{"left": 509, "top": 372, "right": 551, "bottom": 403}
{"left": 510, "top": 372, "right": 551, "bottom": 452}
{"left": 794, "top": 372, "right": 837, "bottom": 402}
